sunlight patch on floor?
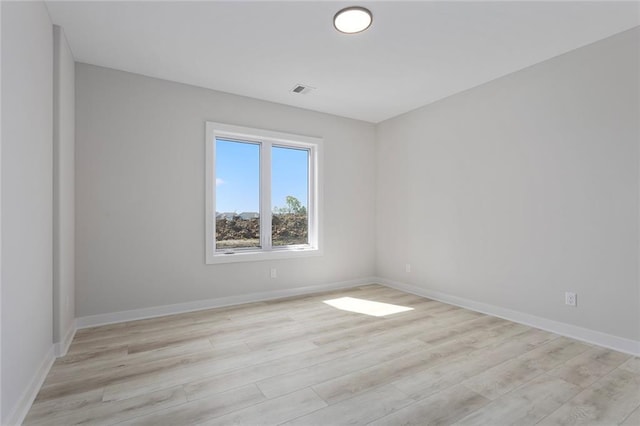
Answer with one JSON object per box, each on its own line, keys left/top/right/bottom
{"left": 323, "top": 297, "right": 414, "bottom": 317}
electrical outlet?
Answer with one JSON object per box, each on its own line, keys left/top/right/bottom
{"left": 565, "top": 292, "right": 577, "bottom": 307}
{"left": 270, "top": 268, "right": 277, "bottom": 279}
{"left": 405, "top": 263, "right": 411, "bottom": 273}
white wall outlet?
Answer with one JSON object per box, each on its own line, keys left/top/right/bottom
{"left": 565, "top": 292, "right": 577, "bottom": 307}
{"left": 405, "top": 263, "right": 411, "bottom": 273}
{"left": 270, "top": 268, "right": 277, "bottom": 279}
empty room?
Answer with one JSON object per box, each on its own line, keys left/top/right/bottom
{"left": 1, "top": 1, "right": 639, "bottom": 425}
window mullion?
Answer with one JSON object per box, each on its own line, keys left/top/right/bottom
{"left": 260, "top": 141, "right": 272, "bottom": 250}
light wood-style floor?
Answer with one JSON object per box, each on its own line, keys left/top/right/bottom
{"left": 25, "top": 284, "right": 640, "bottom": 425}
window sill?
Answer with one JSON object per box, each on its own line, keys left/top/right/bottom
{"left": 206, "top": 247, "right": 322, "bottom": 264}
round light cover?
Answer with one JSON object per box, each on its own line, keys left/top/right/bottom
{"left": 334, "top": 7, "right": 372, "bottom": 34}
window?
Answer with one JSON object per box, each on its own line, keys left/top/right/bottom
{"left": 205, "top": 122, "right": 322, "bottom": 264}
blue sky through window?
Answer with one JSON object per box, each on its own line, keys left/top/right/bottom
{"left": 215, "top": 139, "right": 308, "bottom": 214}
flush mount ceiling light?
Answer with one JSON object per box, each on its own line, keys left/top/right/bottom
{"left": 333, "top": 6, "right": 372, "bottom": 34}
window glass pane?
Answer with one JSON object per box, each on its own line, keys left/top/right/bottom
{"left": 272, "top": 146, "right": 309, "bottom": 246}
{"left": 215, "top": 139, "right": 260, "bottom": 250}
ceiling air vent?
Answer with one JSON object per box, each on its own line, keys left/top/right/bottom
{"left": 291, "top": 84, "right": 315, "bottom": 95}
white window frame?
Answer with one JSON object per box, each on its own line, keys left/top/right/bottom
{"left": 205, "top": 122, "right": 323, "bottom": 264}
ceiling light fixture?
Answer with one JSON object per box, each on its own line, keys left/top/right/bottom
{"left": 333, "top": 6, "right": 372, "bottom": 34}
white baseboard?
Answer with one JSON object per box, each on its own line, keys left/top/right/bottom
{"left": 76, "top": 274, "right": 640, "bottom": 354}
{"left": 4, "top": 345, "right": 55, "bottom": 426}
{"left": 77, "top": 277, "right": 377, "bottom": 329}
{"left": 54, "top": 320, "right": 77, "bottom": 357}
{"left": 376, "top": 277, "right": 640, "bottom": 357}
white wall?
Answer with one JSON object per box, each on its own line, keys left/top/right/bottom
{"left": 53, "top": 25, "right": 75, "bottom": 347}
{"left": 1, "top": 3, "right": 3, "bottom": 422}
{"left": 75, "top": 64, "right": 376, "bottom": 318}
{"left": 376, "top": 28, "right": 640, "bottom": 342}
{"left": 1, "top": 1, "right": 54, "bottom": 423}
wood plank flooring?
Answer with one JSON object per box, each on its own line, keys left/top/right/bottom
{"left": 24, "top": 285, "right": 640, "bottom": 425}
